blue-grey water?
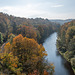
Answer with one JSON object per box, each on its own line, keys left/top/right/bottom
{"left": 43, "top": 32, "right": 74, "bottom": 75}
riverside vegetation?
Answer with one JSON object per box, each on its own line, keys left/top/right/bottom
{"left": 57, "top": 20, "right": 75, "bottom": 74}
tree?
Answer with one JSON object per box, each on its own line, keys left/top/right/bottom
{"left": 68, "top": 36, "right": 75, "bottom": 51}
{"left": 8, "top": 33, "right": 15, "bottom": 44}
{"left": 66, "top": 26, "right": 75, "bottom": 44}
{"left": 0, "top": 32, "right": 3, "bottom": 45}
{"left": 71, "top": 58, "right": 75, "bottom": 69}
{"left": 17, "top": 25, "right": 37, "bottom": 40}
{"left": 3, "top": 34, "right": 47, "bottom": 74}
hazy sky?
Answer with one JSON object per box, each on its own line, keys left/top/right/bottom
{"left": 0, "top": 0, "right": 75, "bottom": 19}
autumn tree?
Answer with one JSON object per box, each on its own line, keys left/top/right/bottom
{"left": 66, "top": 26, "right": 75, "bottom": 44}
{"left": 17, "top": 25, "right": 37, "bottom": 40}
{"left": 1, "top": 34, "right": 48, "bottom": 74}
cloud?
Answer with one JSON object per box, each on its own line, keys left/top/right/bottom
{"left": 51, "top": 5, "right": 64, "bottom": 8}
{"left": 0, "top": 2, "right": 74, "bottom": 19}
{"left": 0, "top": 5, "right": 46, "bottom": 18}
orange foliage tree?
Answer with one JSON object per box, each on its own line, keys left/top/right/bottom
{"left": 17, "top": 25, "right": 37, "bottom": 40}
{"left": 0, "top": 34, "right": 48, "bottom": 74}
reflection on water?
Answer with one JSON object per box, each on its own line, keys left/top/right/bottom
{"left": 43, "top": 32, "right": 74, "bottom": 75}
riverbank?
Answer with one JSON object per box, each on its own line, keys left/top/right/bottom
{"left": 56, "top": 40, "right": 75, "bottom": 74}
{"left": 59, "top": 50, "right": 75, "bottom": 74}
{"left": 56, "top": 20, "right": 75, "bottom": 74}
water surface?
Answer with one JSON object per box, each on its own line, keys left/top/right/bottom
{"left": 43, "top": 32, "right": 74, "bottom": 75}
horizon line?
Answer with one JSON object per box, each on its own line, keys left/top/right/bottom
{"left": 0, "top": 12, "right": 75, "bottom": 20}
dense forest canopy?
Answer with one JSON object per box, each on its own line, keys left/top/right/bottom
{"left": 0, "top": 12, "right": 60, "bottom": 44}
{"left": 0, "top": 12, "right": 60, "bottom": 75}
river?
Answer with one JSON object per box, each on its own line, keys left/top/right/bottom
{"left": 43, "top": 32, "right": 74, "bottom": 75}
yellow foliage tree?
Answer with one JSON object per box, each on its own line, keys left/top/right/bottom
{"left": 1, "top": 34, "right": 47, "bottom": 74}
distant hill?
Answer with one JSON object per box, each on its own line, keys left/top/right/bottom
{"left": 0, "top": 12, "right": 60, "bottom": 45}
{"left": 0, "top": 12, "right": 60, "bottom": 33}
{"left": 50, "top": 19, "right": 75, "bottom": 25}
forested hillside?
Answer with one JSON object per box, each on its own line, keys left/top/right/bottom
{"left": 0, "top": 12, "right": 60, "bottom": 75}
{"left": 0, "top": 12, "right": 60, "bottom": 44}
{"left": 57, "top": 20, "right": 75, "bottom": 73}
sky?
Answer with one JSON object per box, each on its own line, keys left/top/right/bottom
{"left": 0, "top": 0, "right": 75, "bottom": 19}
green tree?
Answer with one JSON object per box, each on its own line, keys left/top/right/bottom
{"left": 0, "top": 32, "right": 3, "bottom": 45}
{"left": 8, "top": 33, "right": 15, "bottom": 44}
{"left": 71, "top": 58, "right": 75, "bottom": 69}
